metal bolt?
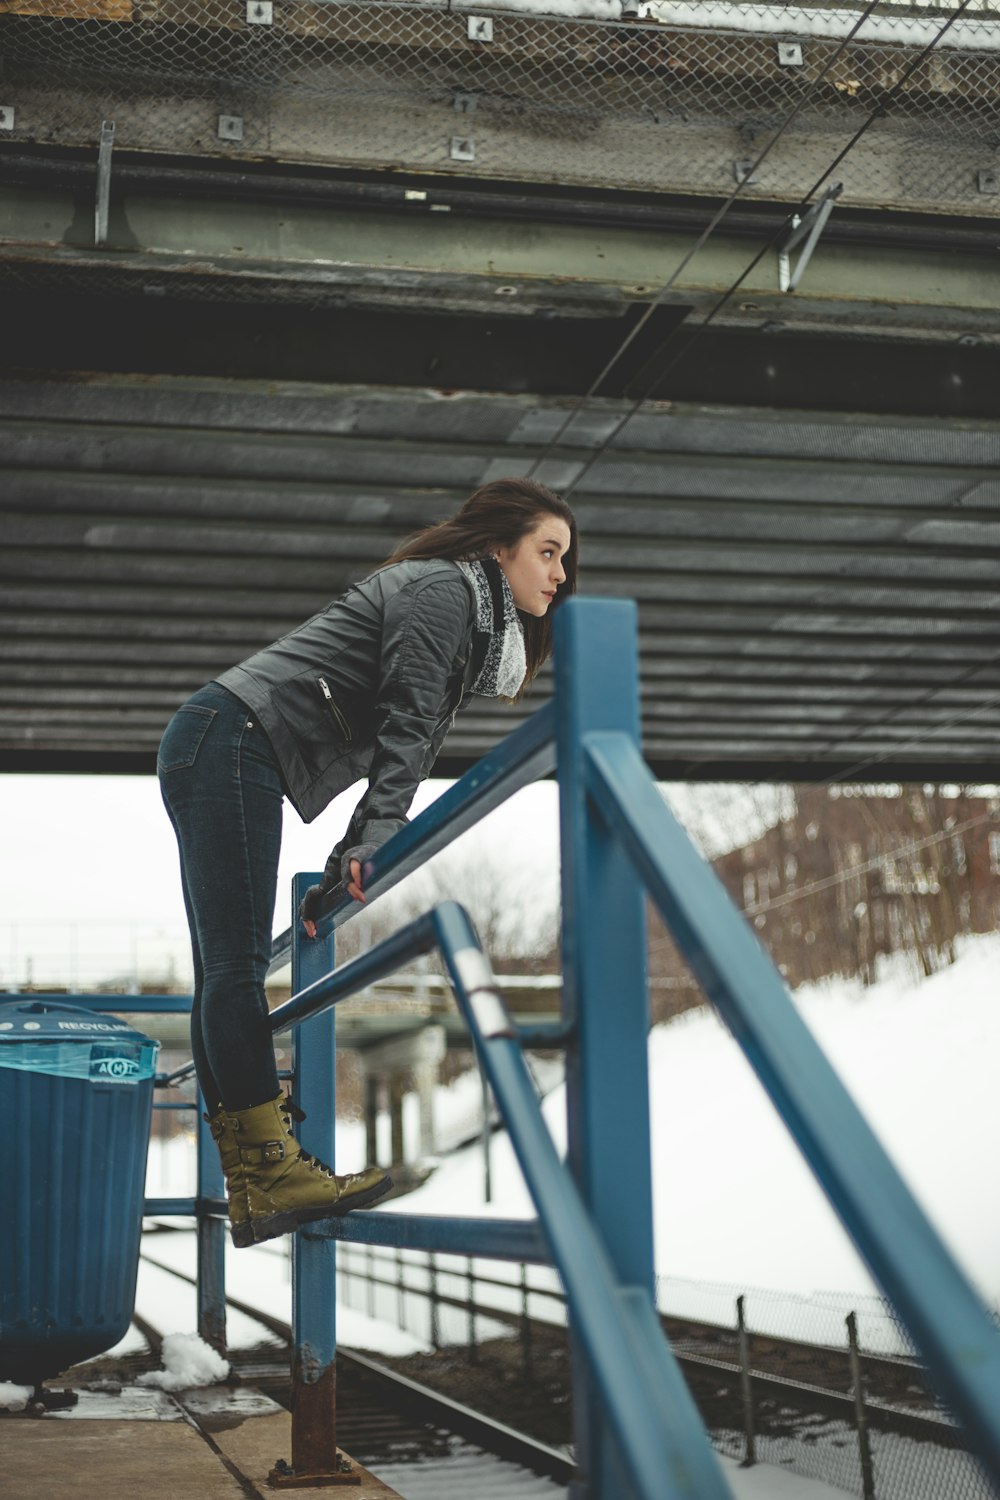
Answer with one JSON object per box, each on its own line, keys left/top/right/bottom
{"left": 246, "top": 0, "right": 273, "bottom": 21}
{"left": 218, "top": 115, "right": 244, "bottom": 142}
{"left": 777, "top": 42, "right": 803, "bottom": 67}
{"left": 467, "top": 16, "right": 493, "bottom": 41}
{"left": 733, "top": 159, "right": 758, "bottom": 185}
{"left": 450, "top": 137, "right": 476, "bottom": 162}
{"left": 454, "top": 93, "right": 479, "bottom": 114}
{"left": 976, "top": 169, "right": 998, "bottom": 195}
{"left": 0, "top": 106, "right": 14, "bottom": 131}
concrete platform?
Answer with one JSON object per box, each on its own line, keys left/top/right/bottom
{"left": 0, "top": 1385, "right": 402, "bottom": 1499}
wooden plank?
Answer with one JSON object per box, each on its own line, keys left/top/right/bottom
{"left": 0, "top": 1415, "right": 245, "bottom": 1500}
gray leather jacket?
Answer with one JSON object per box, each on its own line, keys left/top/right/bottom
{"left": 216, "top": 559, "right": 479, "bottom": 854}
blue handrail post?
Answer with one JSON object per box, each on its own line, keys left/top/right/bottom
{"left": 282, "top": 872, "right": 342, "bottom": 1483}
{"left": 555, "top": 598, "right": 656, "bottom": 1499}
{"left": 195, "top": 1092, "right": 226, "bottom": 1354}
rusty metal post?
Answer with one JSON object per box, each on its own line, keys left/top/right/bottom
{"left": 364, "top": 1074, "right": 379, "bottom": 1170}
{"left": 479, "top": 1053, "right": 493, "bottom": 1203}
{"left": 521, "top": 1260, "right": 533, "bottom": 1376}
{"left": 270, "top": 872, "right": 358, "bottom": 1488}
{"left": 389, "top": 1074, "right": 405, "bottom": 1168}
{"left": 467, "top": 1256, "right": 478, "bottom": 1362}
{"left": 429, "top": 1251, "right": 441, "bottom": 1350}
{"left": 736, "top": 1295, "right": 756, "bottom": 1468}
{"left": 396, "top": 1246, "right": 406, "bottom": 1329}
{"left": 847, "top": 1312, "right": 877, "bottom": 1500}
{"left": 195, "top": 1095, "right": 227, "bottom": 1356}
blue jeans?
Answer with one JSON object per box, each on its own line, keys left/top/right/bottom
{"left": 158, "top": 683, "right": 284, "bottom": 1114}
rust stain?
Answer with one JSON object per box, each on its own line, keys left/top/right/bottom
{"left": 270, "top": 1355, "right": 363, "bottom": 1485}
{"left": 2, "top": 0, "right": 133, "bottom": 19}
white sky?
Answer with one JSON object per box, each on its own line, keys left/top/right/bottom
{"left": 0, "top": 773, "right": 556, "bottom": 988}
{"left": 0, "top": 772, "right": 788, "bottom": 990}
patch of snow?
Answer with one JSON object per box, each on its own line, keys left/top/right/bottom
{"left": 0, "top": 1382, "right": 33, "bottom": 1412}
{"left": 366, "top": 1439, "right": 566, "bottom": 1497}
{"left": 720, "top": 1453, "right": 856, "bottom": 1498}
{"left": 379, "top": 931, "right": 1000, "bottom": 1338}
{"left": 447, "top": 0, "right": 1000, "bottom": 49}
{"left": 646, "top": 1, "right": 1000, "bottom": 51}
{"left": 99, "top": 1322, "right": 151, "bottom": 1359}
{"left": 136, "top": 1232, "right": 433, "bottom": 1359}
{"left": 135, "top": 1332, "right": 230, "bottom": 1391}
{"left": 145, "top": 1130, "right": 196, "bottom": 1198}
{"left": 462, "top": 0, "right": 621, "bottom": 16}
{"left": 335, "top": 1302, "right": 433, "bottom": 1356}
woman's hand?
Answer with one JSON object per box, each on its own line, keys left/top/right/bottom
{"left": 345, "top": 857, "right": 366, "bottom": 905}
{"left": 300, "top": 857, "right": 367, "bottom": 939}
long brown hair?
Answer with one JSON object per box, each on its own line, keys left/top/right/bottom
{"left": 384, "top": 478, "right": 578, "bottom": 689}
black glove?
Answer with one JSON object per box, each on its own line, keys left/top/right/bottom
{"left": 299, "top": 881, "right": 335, "bottom": 925}
{"left": 298, "top": 843, "right": 380, "bottom": 924}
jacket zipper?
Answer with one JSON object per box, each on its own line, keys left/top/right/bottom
{"left": 318, "top": 677, "right": 352, "bottom": 742}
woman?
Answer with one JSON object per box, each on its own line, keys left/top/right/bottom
{"left": 158, "top": 477, "right": 577, "bottom": 1248}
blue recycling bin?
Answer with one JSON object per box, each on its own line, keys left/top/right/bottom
{"left": 0, "top": 998, "right": 159, "bottom": 1384}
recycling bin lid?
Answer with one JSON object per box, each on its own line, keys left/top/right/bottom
{"left": 0, "top": 999, "right": 159, "bottom": 1082}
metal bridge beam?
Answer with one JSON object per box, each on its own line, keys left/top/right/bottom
{"left": 2, "top": 173, "right": 999, "bottom": 344}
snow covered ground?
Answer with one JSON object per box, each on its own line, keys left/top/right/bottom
{"left": 370, "top": 933, "right": 1000, "bottom": 1336}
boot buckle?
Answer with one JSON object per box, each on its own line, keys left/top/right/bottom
{"left": 242, "top": 1139, "right": 286, "bottom": 1165}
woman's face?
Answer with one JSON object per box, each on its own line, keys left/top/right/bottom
{"left": 496, "top": 516, "right": 572, "bottom": 617}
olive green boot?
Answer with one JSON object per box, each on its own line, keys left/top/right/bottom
{"left": 205, "top": 1110, "right": 254, "bottom": 1249}
{"left": 223, "top": 1093, "right": 392, "bottom": 1246}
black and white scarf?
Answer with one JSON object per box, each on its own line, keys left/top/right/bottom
{"left": 456, "top": 557, "right": 527, "bottom": 699}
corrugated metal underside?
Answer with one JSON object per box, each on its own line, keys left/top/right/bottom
{"left": 1, "top": 371, "right": 999, "bottom": 782}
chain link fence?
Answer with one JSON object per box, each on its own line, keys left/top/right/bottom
{"left": 334, "top": 1243, "right": 1000, "bottom": 1499}
{"left": 659, "top": 1275, "right": 1000, "bottom": 1500}
{"left": 2, "top": 0, "right": 999, "bottom": 215}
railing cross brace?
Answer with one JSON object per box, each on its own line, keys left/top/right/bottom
{"left": 95, "top": 120, "right": 115, "bottom": 248}
{"left": 778, "top": 182, "right": 841, "bottom": 293}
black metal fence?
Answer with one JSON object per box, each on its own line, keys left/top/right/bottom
{"left": 335, "top": 1243, "right": 1000, "bottom": 1500}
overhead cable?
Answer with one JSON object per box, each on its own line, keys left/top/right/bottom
{"left": 530, "top": 0, "right": 979, "bottom": 501}
{"left": 526, "top": 0, "right": 887, "bottom": 478}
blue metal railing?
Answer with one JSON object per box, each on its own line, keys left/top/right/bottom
{"left": 48, "top": 598, "right": 1000, "bottom": 1497}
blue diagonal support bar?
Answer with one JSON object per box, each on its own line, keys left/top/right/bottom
{"left": 431, "top": 899, "right": 735, "bottom": 1500}
{"left": 584, "top": 728, "right": 1000, "bottom": 1482}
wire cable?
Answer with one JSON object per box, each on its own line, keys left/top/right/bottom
{"left": 530, "top": 0, "right": 979, "bottom": 501}
{"left": 669, "top": 640, "right": 1000, "bottom": 786}
{"left": 815, "top": 682, "right": 1000, "bottom": 788}
{"left": 525, "top": 0, "right": 885, "bottom": 479}
{"left": 646, "top": 802, "right": 999, "bottom": 962}
{"left": 740, "top": 806, "right": 999, "bottom": 917}
{"left": 535, "top": 0, "right": 989, "bottom": 793}
{"left": 526, "top": 0, "right": 887, "bottom": 480}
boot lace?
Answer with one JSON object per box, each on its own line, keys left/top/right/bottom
{"left": 280, "top": 1095, "right": 337, "bottom": 1179}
